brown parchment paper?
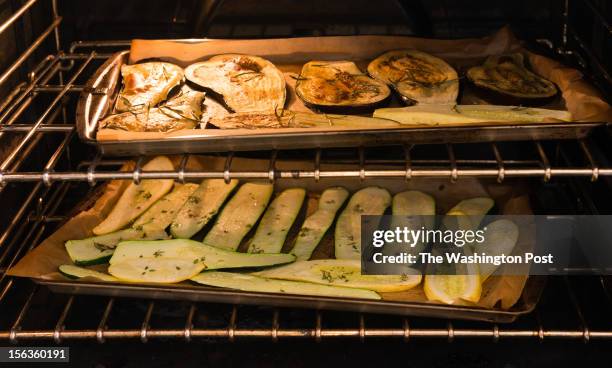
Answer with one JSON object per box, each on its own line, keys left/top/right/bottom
{"left": 9, "top": 155, "right": 533, "bottom": 312}
{"left": 95, "top": 27, "right": 610, "bottom": 141}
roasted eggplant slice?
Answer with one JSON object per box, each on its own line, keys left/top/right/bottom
{"left": 367, "top": 50, "right": 458, "bottom": 105}
{"left": 467, "top": 53, "right": 557, "bottom": 101}
{"left": 295, "top": 61, "right": 391, "bottom": 113}
{"left": 116, "top": 62, "right": 184, "bottom": 112}
{"left": 185, "top": 54, "right": 286, "bottom": 113}
{"left": 100, "top": 86, "right": 204, "bottom": 132}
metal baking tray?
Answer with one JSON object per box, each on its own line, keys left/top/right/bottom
{"left": 18, "top": 166, "right": 545, "bottom": 323}
{"left": 37, "top": 276, "right": 545, "bottom": 323}
{"left": 76, "top": 48, "right": 603, "bottom": 156}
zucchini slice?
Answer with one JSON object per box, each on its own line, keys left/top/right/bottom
{"left": 255, "top": 259, "right": 421, "bottom": 292}
{"left": 478, "top": 219, "right": 519, "bottom": 280}
{"left": 335, "top": 187, "right": 391, "bottom": 259}
{"left": 109, "top": 239, "right": 295, "bottom": 270}
{"left": 169, "top": 179, "right": 239, "bottom": 239}
{"left": 93, "top": 156, "right": 175, "bottom": 235}
{"left": 59, "top": 265, "right": 118, "bottom": 282}
{"left": 373, "top": 105, "right": 572, "bottom": 126}
{"left": 290, "top": 187, "right": 349, "bottom": 261}
{"left": 65, "top": 228, "right": 168, "bottom": 266}
{"left": 444, "top": 197, "right": 494, "bottom": 231}
{"left": 109, "top": 258, "right": 205, "bottom": 283}
{"left": 390, "top": 191, "right": 436, "bottom": 254}
{"left": 367, "top": 50, "right": 459, "bottom": 105}
{"left": 191, "top": 272, "right": 381, "bottom": 300}
{"left": 203, "top": 182, "right": 274, "bottom": 251}
{"left": 247, "top": 188, "right": 306, "bottom": 254}
{"left": 133, "top": 183, "right": 199, "bottom": 233}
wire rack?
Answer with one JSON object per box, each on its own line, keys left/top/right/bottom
{"left": 0, "top": 0, "right": 611, "bottom": 343}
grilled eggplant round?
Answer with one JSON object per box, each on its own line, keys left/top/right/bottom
{"left": 185, "top": 54, "right": 286, "bottom": 113}
{"left": 295, "top": 61, "right": 391, "bottom": 113}
{"left": 116, "top": 62, "right": 184, "bottom": 112}
{"left": 367, "top": 50, "right": 458, "bottom": 105}
{"left": 467, "top": 53, "right": 557, "bottom": 103}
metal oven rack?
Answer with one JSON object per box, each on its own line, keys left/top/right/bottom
{"left": 0, "top": 0, "right": 611, "bottom": 343}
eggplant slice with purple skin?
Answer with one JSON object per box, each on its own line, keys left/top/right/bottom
{"left": 367, "top": 49, "right": 459, "bottom": 105}
{"left": 185, "top": 54, "right": 286, "bottom": 113}
{"left": 467, "top": 53, "right": 557, "bottom": 103}
{"left": 295, "top": 61, "right": 391, "bottom": 113}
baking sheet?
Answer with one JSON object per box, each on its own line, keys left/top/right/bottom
{"left": 8, "top": 155, "right": 543, "bottom": 322}
{"left": 75, "top": 27, "right": 611, "bottom": 155}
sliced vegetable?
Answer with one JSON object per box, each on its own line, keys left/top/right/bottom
{"left": 59, "top": 265, "right": 118, "bottom": 282}
{"left": 478, "top": 219, "right": 519, "bottom": 280}
{"left": 133, "top": 182, "right": 198, "bottom": 234}
{"left": 373, "top": 105, "right": 572, "bottom": 127}
{"left": 203, "top": 182, "right": 274, "bottom": 251}
{"left": 109, "top": 239, "right": 295, "bottom": 270}
{"left": 185, "top": 54, "right": 285, "bottom": 113}
{"left": 92, "top": 156, "right": 175, "bottom": 235}
{"left": 443, "top": 197, "right": 495, "bottom": 232}
{"left": 208, "top": 110, "right": 402, "bottom": 129}
{"left": 191, "top": 272, "right": 381, "bottom": 300}
{"left": 295, "top": 61, "right": 391, "bottom": 113}
{"left": 390, "top": 191, "right": 436, "bottom": 254}
{"left": 367, "top": 49, "right": 459, "bottom": 105}
{"left": 169, "top": 179, "right": 239, "bottom": 239}
{"left": 248, "top": 188, "right": 306, "bottom": 254}
{"left": 109, "top": 258, "right": 204, "bottom": 283}
{"left": 116, "top": 62, "right": 184, "bottom": 112}
{"left": 467, "top": 53, "right": 557, "bottom": 101}
{"left": 255, "top": 259, "right": 421, "bottom": 292}
{"left": 65, "top": 228, "right": 168, "bottom": 266}
{"left": 335, "top": 187, "right": 391, "bottom": 259}
{"left": 290, "top": 187, "right": 349, "bottom": 261}
{"left": 423, "top": 273, "right": 482, "bottom": 304}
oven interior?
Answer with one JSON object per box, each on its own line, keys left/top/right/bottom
{"left": 0, "top": 0, "right": 611, "bottom": 364}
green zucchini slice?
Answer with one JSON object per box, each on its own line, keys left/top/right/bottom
{"left": 109, "top": 239, "right": 295, "bottom": 269}
{"left": 247, "top": 188, "right": 306, "bottom": 254}
{"left": 169, "top": 179, "right": 239, "bottom": 239}
{"left": 93, "top": 156, "right": 175, "bottom": 235}
{"left": 59, "top": 265, "right": 118, "bottom": 282}
{"left": 190, "top": 272, "right": 381, "bottom": 300}
{"left": 290, "top": 187, "right": 349, "bottom": 261}
{"left": 203, "top": 182, "right": 274, "bottom": 251}
{"left": 390, "top": 191, "right": 436, "bottom": 255}
{"left": 255, "top": 259, "right": 421, "bottom": 292}
{"left": 335, "top": 187, "right": 391, "bottom": 259}
{"left": 133, "top": 182, "right": 198, "bottom": 233}
{"left": 65, "top": 228, "right": 168, "bottom": 266}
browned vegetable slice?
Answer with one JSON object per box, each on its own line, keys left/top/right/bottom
{"left": 185, "top": 54, "right": 286, "bottom": 113}
{"left": 467, "top": 53, "right": 557, "bottom": 100}
{"left": 101, "top": 86, "right": 204, "bottom": 132}
{"left": 295, "top": 61, "right": 391, "bottom": 113}
{"left": 367, "top": 50, "right": 458, "bottom": 105}
{"left": 116, "top": 62, "right": 184, "bottom": 112}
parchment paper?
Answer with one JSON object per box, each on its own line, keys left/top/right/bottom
{"left": 95, "top": 27, "right": 611, "bottom": 141}
{"left": 9, "top": 155, "right": 534, "bottom": 311}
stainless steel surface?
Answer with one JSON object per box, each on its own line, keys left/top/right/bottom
{"left": 75, "top": 49, "right": 606, "bottom": 155}
{"left": 0, "top": 0, "right": 611, "bottom": 343}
